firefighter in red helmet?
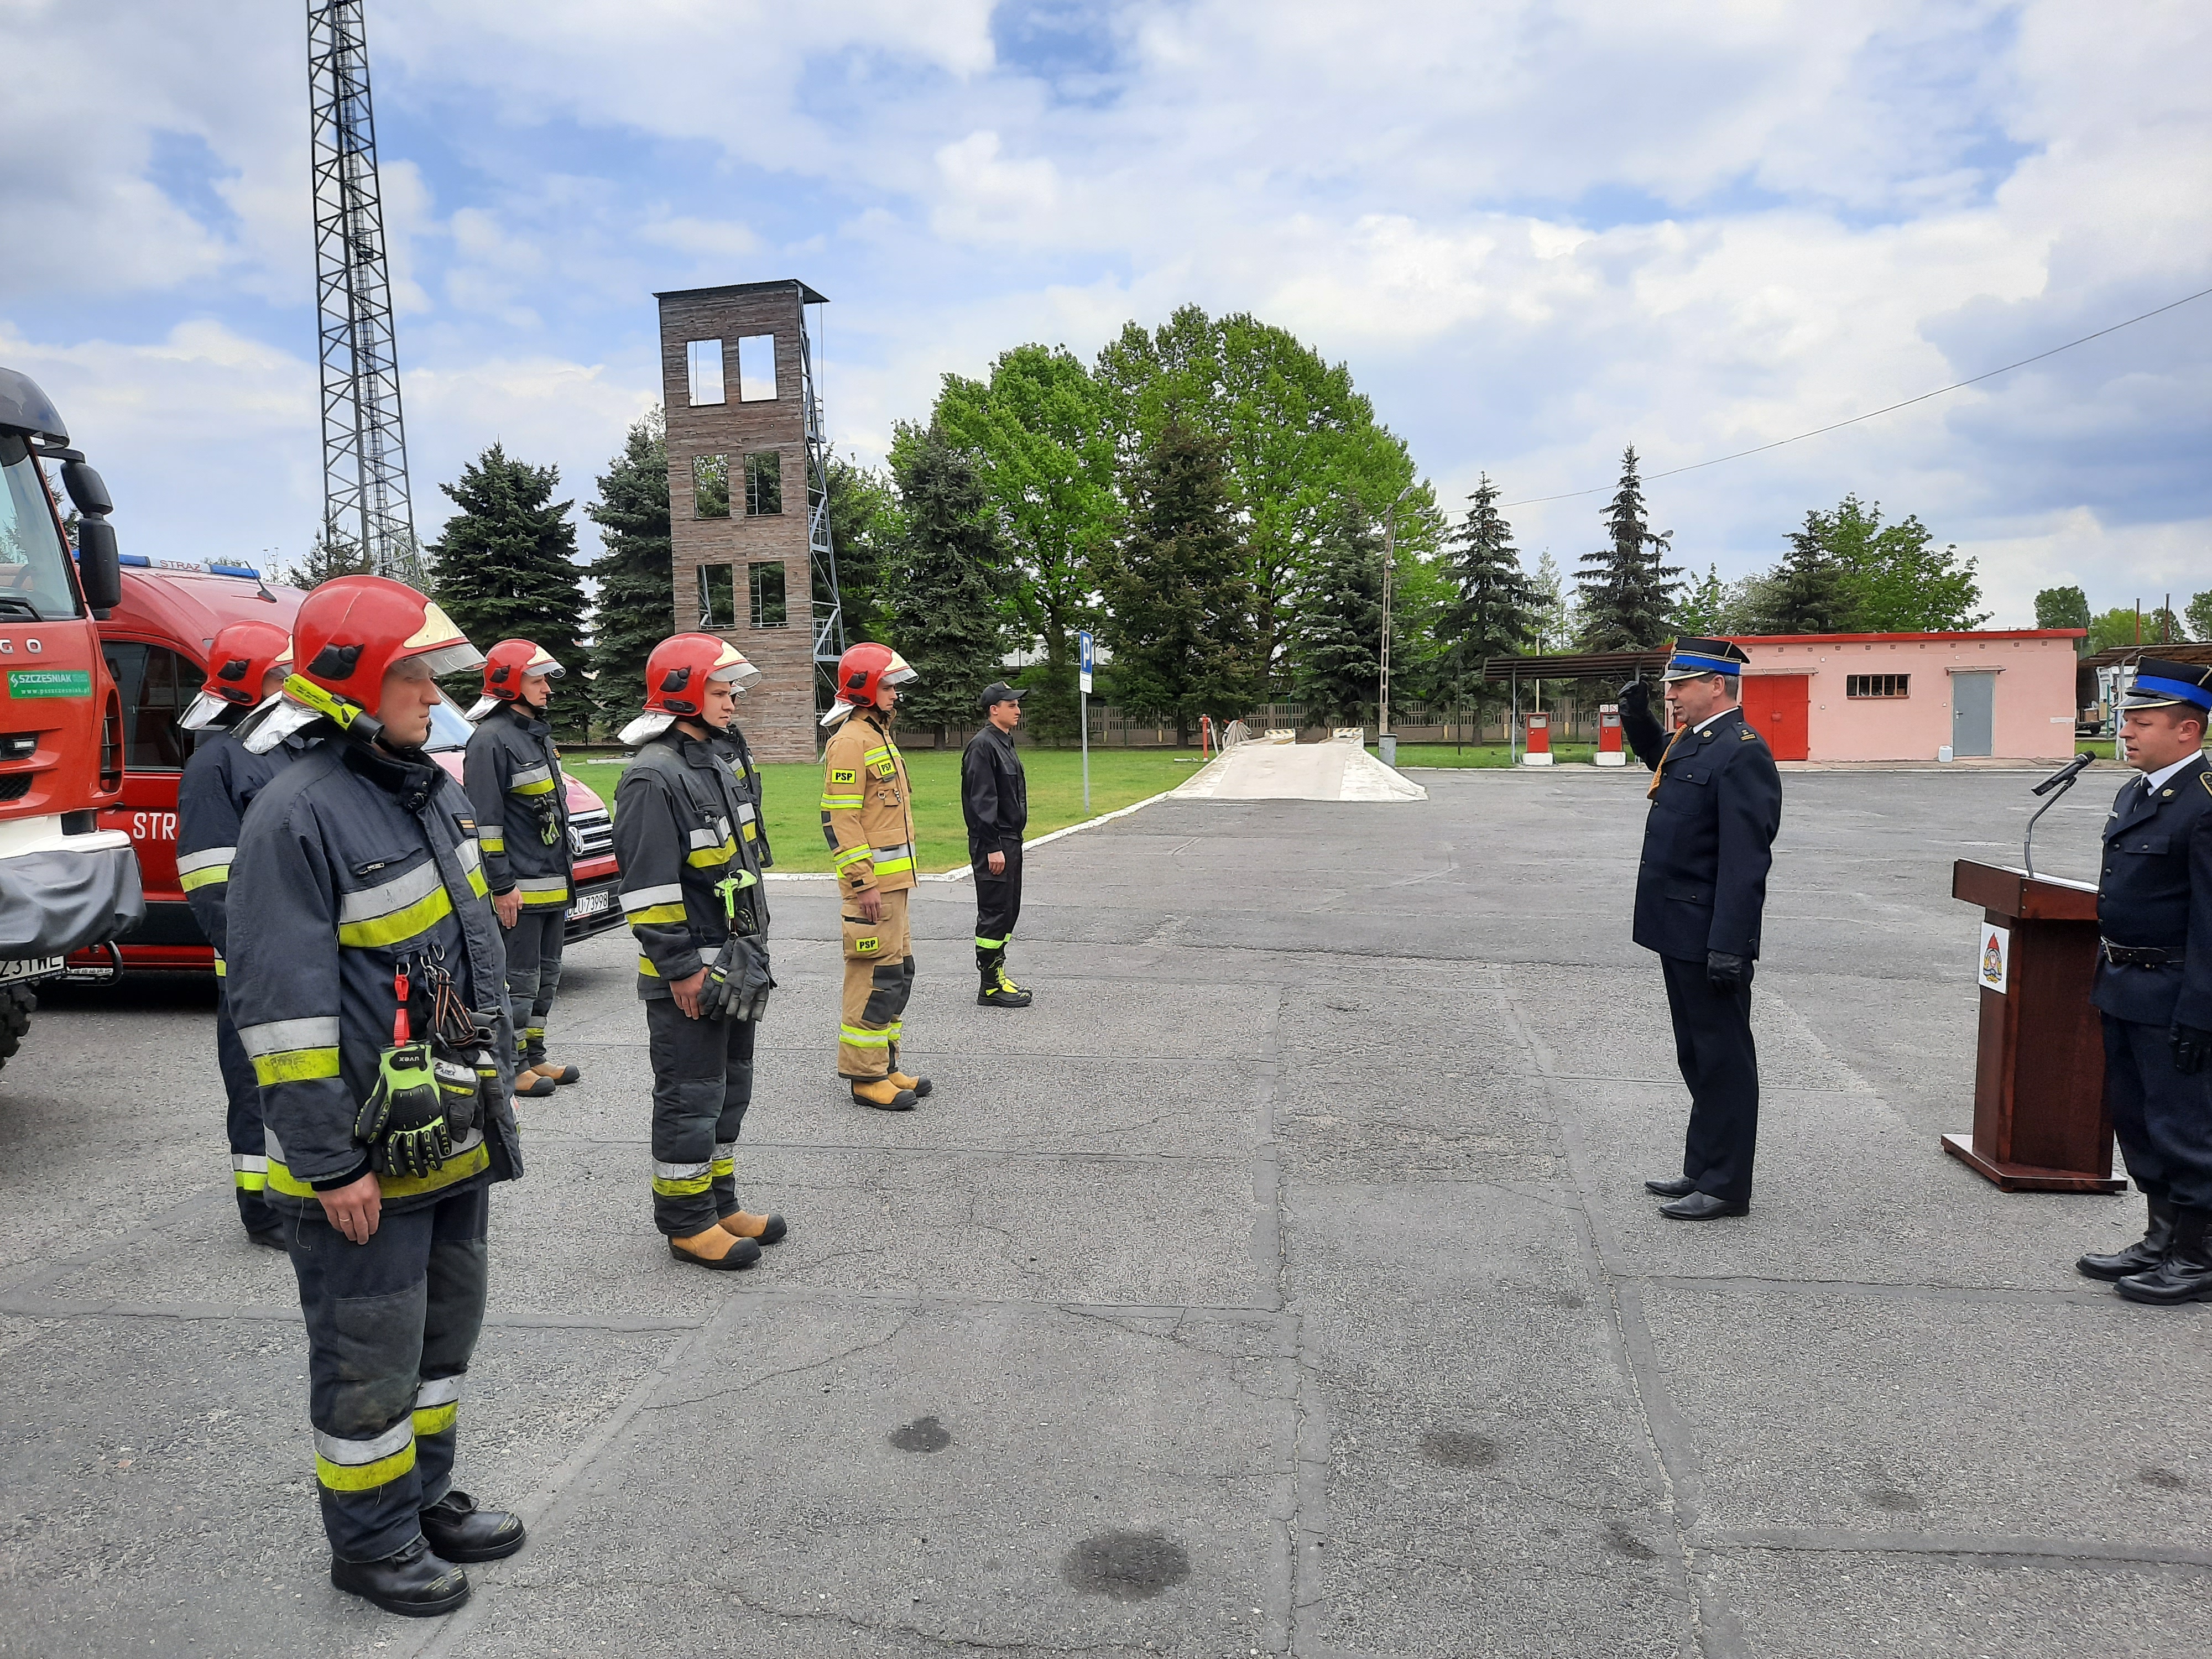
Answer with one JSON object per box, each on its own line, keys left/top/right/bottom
{"left": 613, "top": 634, "right": 786, "bottom": 1268}
{"left": 225, "top": 576, "right": 525, "bottom": 1616}
{"left": 821, "top": 641, "right": 931, "bottom": 1110}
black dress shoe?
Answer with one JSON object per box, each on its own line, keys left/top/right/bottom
{"left": 1645, "top": 1177, "right": 1698, "bottom": 1198}
{"left": 2079, "top": 1197, "right": 2176, "bottom": 1281}
{"left": 420, "top": 1490, "right": 526, "bottom": 1562}
{"left": 1659, "top": 1192, "right": 1749, "bottom": 1220}
{"left": 330, "top": 1536, "right": 469, "bottom": 1616}
{"left": 2115, "top": 1208, "right": 2212, "bottom": 1306}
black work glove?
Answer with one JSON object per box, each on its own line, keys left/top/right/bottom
{"left": 1618, "top": 679, "right": 1650, "bottom": 719}
{"left": 2174, "top": 1024, "right": 2212, "bottom": 1076}
{"left": 1706, "top": 951, "right": 1747, "bottom": 991}
{"left": 355, "top": 1043, "right": 451, "bottom": 1178}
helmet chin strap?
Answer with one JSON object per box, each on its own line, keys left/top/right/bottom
{"left": 283, "top": 671, "right": 389, "bottom": 751}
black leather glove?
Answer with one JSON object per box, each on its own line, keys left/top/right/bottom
{"left": 2174, "top": 1024, "right": 2212, "bottom": 1076}
{"left": 1618, "top": 679, "right": 1650, "bottom": 719}
{"left": 1706, "top": 951, "right": 1747, "bottom": 991}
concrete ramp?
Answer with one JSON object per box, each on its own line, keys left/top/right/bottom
{"left": 1173, "top": 733, "right": 1427, "bottom": 801}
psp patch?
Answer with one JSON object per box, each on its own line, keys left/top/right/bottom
{"left": 855, "top": 936, "right": 880, "bottom": 954}
{"left": 873, "top": 761, "right": 897, "bottom": 778}
{"left": 831, "top": 768, "right": 857, "bottom": 784}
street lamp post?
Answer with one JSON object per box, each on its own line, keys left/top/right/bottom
{"left": 1378, "top": 479, "right": 1415, "bottom": 749}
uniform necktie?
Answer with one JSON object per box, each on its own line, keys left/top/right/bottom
{"left": 1647, "top": 724, "right": 1685, "bottom": 799}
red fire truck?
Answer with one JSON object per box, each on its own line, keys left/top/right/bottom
{"left": 0, "top": 368, "right": 147, "bottom": 1066}
{"left": 74, "top": 559, "right": 622, "bottom": 974}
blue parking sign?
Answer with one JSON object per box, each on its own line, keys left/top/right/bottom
{"left": 1078, "top": 629, "right": 1094, "bottom": 695}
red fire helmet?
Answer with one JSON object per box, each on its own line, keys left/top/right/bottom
{"left": 289, "top": 575, "right": 483, "bottom": 722}
{"left": 831, "top": 641, "right": 916, "bottom": 709}
{"left": 181, "top": 619, "right": 294, "bottom": 729}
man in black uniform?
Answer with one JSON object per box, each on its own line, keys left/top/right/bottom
{"left": 2075, "top": 659, "right": 2212, "bottom": 1304}
{"left": 176, "top": 618, "right": 297, "bottom": 1248}
{"left": 1618, "top": 637, "right": 1783, "bottom": 1219}
{"left": 963, "top": 680, "right": 1031, "bottom": 1008}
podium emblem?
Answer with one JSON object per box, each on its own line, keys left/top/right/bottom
{"left": 1978, "top": 924, "right": 2010, "bottom": 994}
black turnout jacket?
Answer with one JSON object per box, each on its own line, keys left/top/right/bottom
{"left": 2094, "top": 751, "right": 2212, "bottom": 1029}
{"left": 613, "top": 725, "right": 771, "bottom": 1001}
{"left": 463, "top": 700, "right": 572, "bottom": 911}
{"left": 176, "top": 715, "right": 302, "bottom": 972}
{"left": 961, "top": 722, "right": 1027, "bottom": 857}
{"left": 1623, "top": 702, "right": 1783, "bottom": 962}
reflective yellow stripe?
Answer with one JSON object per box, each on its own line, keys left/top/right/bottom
{"left": 518, "top": 880, "right": 571, "bottom": 907}
{"left": 317, "top": 1441, "right": 416, "bottom": 1492}
{"left": 251, "top": 1047, "right": 341, "bottom": 1086}
{"left": 637, "top": 955, "right": 660, "bottom": 977}
{"left": 839, "top": 1024, "right": 894, "bottom": 1047}
{"left": 213, "top": 956, "right": 227, "bottom": 979}
{"left": 685, "top": 838, "right": 736, "bottom": 868}
{"left": 873, "top": 855, "right": 914, "bottom": 875}
{"left": 479, "top": 827, "right": 506, "bottom": 851}
{"left": 974, "top": 935, "right": 1005, "bottom": 948}
{"left": 233, "top": 1168, "right": 268, "bottom": 1191}
{"left": 337, "top": 884, "right": 456, "bottom": 949}
{"left": 178, "top": 863, "right": 229, "bottom": 893}
{"left": 412, "top": 1402, "right": 457, "bottom": 1438}
{"left": 467, "top": 866, "right": 489, "bottom": 900}
{"left": 831, "top": 844, "right": 872, "bottom": 870}
{"left": 820, "top": 795, "right": 863, "bottom": 810}
{"left": 710, "top": 1155, "right": 735, "bottom": 1177}
{"left": 629, "top": 903, "right": 687, "bottom": 926}
{"left": 653, "top": 1172, "right": 714, "bottom": 1196}
{"left": 265, "top": 1140, "right": 489, "bottom": 1200}
{"left": 512, "top": 779, "right": 557, "bottom": 797}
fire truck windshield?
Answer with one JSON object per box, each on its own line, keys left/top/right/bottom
{"left": 0, "top": 434, "right": 84, "bottom": 620}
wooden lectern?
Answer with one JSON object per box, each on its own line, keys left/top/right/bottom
{"left": 1944, "top": 860, "right": 2124, "bottom": 1193}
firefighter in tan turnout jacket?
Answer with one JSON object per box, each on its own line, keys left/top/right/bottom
{"left": 821, "top": 642, "right": 932, "bottom": 1111}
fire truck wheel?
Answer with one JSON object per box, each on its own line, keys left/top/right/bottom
{"left": 0, "top": 984, "right": 36, "bottom": 1069}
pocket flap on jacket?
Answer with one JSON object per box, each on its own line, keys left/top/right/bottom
{"left": 1664, "top": 884, "right": 1711, "bottom": 904}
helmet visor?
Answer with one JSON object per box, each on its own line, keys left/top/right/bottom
{"left": 883, "top": 650, "right": 917, "bottom": 687}
{"left": 708, "top": 659, "right": 762, "bottom": 693}
{"left": 408, "top": 640, "right": 488, "bottom": 679}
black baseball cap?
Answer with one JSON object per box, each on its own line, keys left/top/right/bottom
{"left": 979, "top": 681, "right": 1028, "bottom": 710}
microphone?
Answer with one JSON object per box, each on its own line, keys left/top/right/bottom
{"left": 2032, "top": 753, "right": 2095, "bottom": 797}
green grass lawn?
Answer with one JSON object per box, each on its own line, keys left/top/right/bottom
{"left": 1386, "top": 741, "right": 1603, "bottom": 768}
{"left": 566, "top": 746, "right": 1204, "bottom": 874}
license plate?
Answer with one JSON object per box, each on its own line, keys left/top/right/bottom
{"left": 567, "top": 889, "right": 612, "bottom": 920}
{"left": 0, "top": 956, "right": 64, "bottom": 985}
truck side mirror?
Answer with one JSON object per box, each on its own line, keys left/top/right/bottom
{"left": 76, "top": 517, "right": 122, "bottom": 613}
{"left": 61, "top": 460, "right": 113, "bottom": 518}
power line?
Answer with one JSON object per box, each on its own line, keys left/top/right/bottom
{"left": 1500, "top": 283, "right": 2212, "bottom": 509}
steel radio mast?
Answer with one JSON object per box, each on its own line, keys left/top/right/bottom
{"left": 306, "top": 1, "right": 420, "bottom": 583}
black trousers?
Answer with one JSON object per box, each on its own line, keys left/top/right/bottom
{"left": 645, "top": 997, "right": 757, "bottom": 1238}
{"left": 282, "top": 1181, "right": 489, "bottom": 1562}
{"left": 972, "top": 842, "right": 1023, "bottom": 973}
{"left": 2104, "top": 1014, "right": 2212, "bottom": 1209}
{"left": 1659, "top": 953, "right": 1760, "bottom": 1203}
{"left": 501, "top": 906, "right": 565, "bottom": 1066}
{"left": 215, "top": 983, "right": 276, "bottom": 1234}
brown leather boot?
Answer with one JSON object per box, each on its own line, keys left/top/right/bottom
{"left": 720, "top": 1209, "right": 787, "bottom": 1245}
{"left": 669, "top": 1227, "right": 760, "bottom": 1270}
{"left": 851, "top": 1077, "right": 918, "bottom": 1112}
{"left": 526, "top": 1060, "right": 581, "bottom": 1086}
{"left": 886, "top": 1068, "right": 933, "bottom": 1099}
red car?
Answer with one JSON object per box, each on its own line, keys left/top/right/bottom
{"left": 67, "top": 557, "right": 620, "bottom": 977}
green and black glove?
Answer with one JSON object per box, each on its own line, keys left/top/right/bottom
{"left": 354, "top": 1042, "right": 451, "bottom": 1178}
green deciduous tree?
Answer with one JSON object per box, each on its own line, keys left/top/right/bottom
{"left": 1818, "top": 494, "right": 1987, "bottom": 632}
{"left": 931, "top": 345, "right": 1117, "bottom": 745}
{"left": 1098, "top": 411, "right": 1261, "bottom": 745}
{"left": 1094, "top": 305, "right": 1425, "bottom": 678}
{"left": 2187, "top": 590, "right": 2212, "bottom": 644}
{"left": 1668, "top": 565, "right": 1734, "bottom": 636}
{"left": 822, "top": 452, "right": 899, "bottom": 646}
{"left": 1435, "top": 474, "right": 1534, "bottom": 714}
{"left": 886, "top": 425, "right": 1009, "bottom": 748}
{"left": 1576, "top": 446, "right": 1682, "bottom": 649}
{"left": 583, "top": 409, "right": 671, "bottom": 738}
{"left": 430, "top": 442, "right": 587, "bottom": 738}
{"left": 2035, "top": 585, "right": 2091, "bottom": 635}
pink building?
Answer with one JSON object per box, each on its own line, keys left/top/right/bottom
{"left": 1733, "top": 631, "right": 2084, "bottom": 762}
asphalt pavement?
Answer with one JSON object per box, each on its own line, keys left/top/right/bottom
{"left": 4, "top": 761, "right": 2207, "bottom": 1658}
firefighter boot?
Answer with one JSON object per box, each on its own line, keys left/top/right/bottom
{"left": 886, "top": 1042, "right": 932, "bottom": 1100}
{"left": 525, "top": 1060, "right": 581, "bottom": 1087}
{"left": 669, "top": 1226, "right": 761, "bottom": 1270}
{"left": 852, "top": 1077, "right": 919, "bottom": 1112}
{"left": 420, "top": 1490, "right": 526, "bottom": 1562}
{"left": 514, "top": 1065, "right": 556, "bottom": 1100}
{"left": 721, "top": 1209, "right": 788, "bottom": 1245}
{"left": 977, "top": 947, "right": 1031, "bottom": 1009}
{"left": 2116, "top": 1209, "right": 2212, "bottom": 1305}
{"left": 2079, "top": 1196, "right": 2177, "bottom": 1280}
{"left": 329, "top": 1536, "right": 471, "bottom": 1618}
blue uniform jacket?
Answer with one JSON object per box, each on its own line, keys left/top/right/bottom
{"left": 1625, "top": 704, "right": 1783, "bottom": 963}
{"left": 2093, "top": 752, "right": 2212, "bottom": 1029}
{"left": 175, "top": 721, "right": 300, "bottom": 971}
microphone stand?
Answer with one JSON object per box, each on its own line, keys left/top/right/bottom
{"left": 2023, "top": 753, "right": 2094, "bottom": 881}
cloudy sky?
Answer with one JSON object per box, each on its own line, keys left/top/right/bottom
{"left": 4, "top": 0, "right": 2208, "bottom": 623}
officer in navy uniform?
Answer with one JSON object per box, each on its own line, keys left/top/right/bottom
{"left": 2075, "top": 658, "right": 2212, "bottom": 1305}
{"left": 1618, "top": 637, "right": 1784, "bottom": 1219}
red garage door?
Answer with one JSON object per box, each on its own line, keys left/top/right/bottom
{"left": 1742, "top": 674, "right": 1810, "bottom": 760}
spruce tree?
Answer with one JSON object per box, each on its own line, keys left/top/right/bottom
{"left": 1755, "top": 509, "right": 1860, "bottom": 634}
{"left": 1098, "top": 412, "right": 1260, "bottom": 746}
{"left": 1435, "top": 474, "right": 1534, "bottom": 716}
{"left": 1288, "top": 502, "right": 1386, "bottom": 728}
{"left": 822, "top": 453, "right": 898, "bottom": 645}
{"left": 1576, "top": 446, "right": 1681, "bottom": 649}
{"left": 429, "top": 442, "right": 587, "bottom": 737}
{"left": 886, "top": 425, "right": 1008, "bottom": 748}
{"left": 583, "top": 410, "right": 672, "bottom": 738}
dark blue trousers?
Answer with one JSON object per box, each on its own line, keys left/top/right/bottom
{"left": 2104, "top": 1014, "right": 2212, "bottom": 1210}
{"left": 1660, "top": 953, "right": 1761, "bottom": 1203}
{"left": 215, "top": 984, "right": 276, "bottom": 1235}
